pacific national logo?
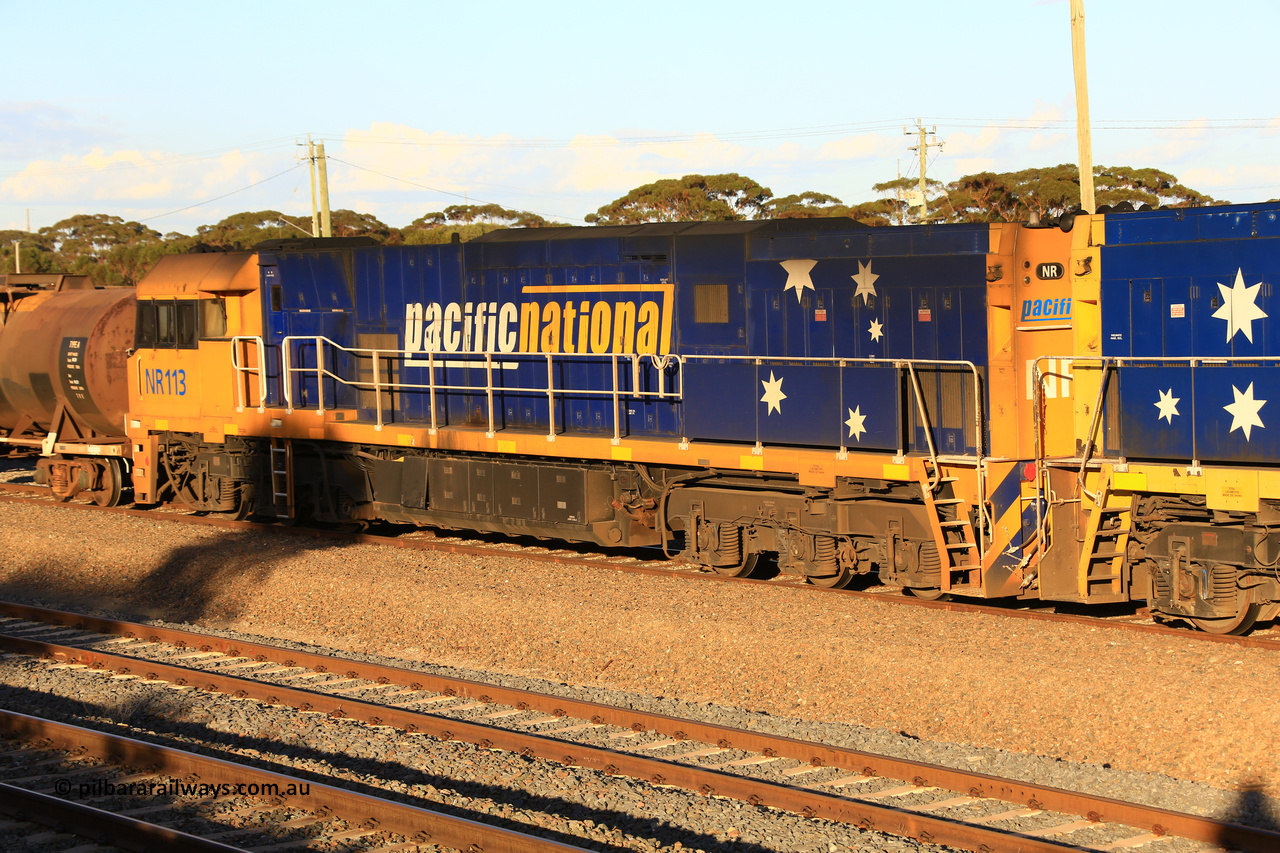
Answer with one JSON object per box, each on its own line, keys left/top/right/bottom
{"left": 403, "top": 283, "right": 674, "bottom": 356}
{"left": 1021, "top": 297, "right": 1072, "bottom": 324}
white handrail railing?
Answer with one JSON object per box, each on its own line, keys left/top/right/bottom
{"left": 230, "top": 336, "right": 267, "bottom": 413}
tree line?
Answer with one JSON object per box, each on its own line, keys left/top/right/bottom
{"left": 0, "top": 164, "right": 1219, "bottom": 288}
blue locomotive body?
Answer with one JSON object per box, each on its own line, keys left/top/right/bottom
{"left": 257, "top": 219, "right": 992, "bottom": 457}
{"left": 1100, "top": 204, "right": 1280, "bottom": 464}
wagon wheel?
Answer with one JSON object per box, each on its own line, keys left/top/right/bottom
{"left": 90, "top": 458, "right": 126, "bottom": 508}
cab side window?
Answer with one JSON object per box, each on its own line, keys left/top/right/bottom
{"left": 134, "top": 299, "right": 200, "bottom": 349}
{"left": 200, "top": 297, "right": 228, "bottom": 339}
{"left": 135, "top": 300, "right": 157, "bottom": 348}
{"left": 176, "top": 301, "right": 198, "bottom": 349}
{"left": 155, "top": 302, "right": 176, "bottom": 347}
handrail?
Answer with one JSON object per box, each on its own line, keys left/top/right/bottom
{"left": 1030, "top": 352, "right": 1280, "bottom": 476}
{"left": 1029, "top": 353, "right": 1280, "bottom": 565}
{"left": 275, "top": 338, "right": 986, "bottom": 495}
{"left": 230, "top": 336, "right": 267, "bottom": 413}
{"left": 280, "top": 338, "right": 681, "bottom": 432}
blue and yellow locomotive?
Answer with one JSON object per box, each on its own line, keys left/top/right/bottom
{"left": 4, "top": 203, "right": 1279, "bottom": 633}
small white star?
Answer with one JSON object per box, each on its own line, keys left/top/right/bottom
{"left": 760, "top": 371, "right": 787, "bottom": 415}
{"left": 781, "top": 258, "right": 817, "bottom": 304}
{"left": 1154, "top": 388, "right": 1180, "bottom": 423}
{"left": 1224, "top": 382, "right": 1267, "bottom": 440}
{"left": 851, "top": 260, "right": 879, "bottom": 305}
{"left": 868, "top": 318, "right": 884, "bottom": 342}
{"left": 845, "top": 406, "right": 867, "bottom": 441}
{"left": 1212, "top": 268, "right": 1268, "bottom": 343}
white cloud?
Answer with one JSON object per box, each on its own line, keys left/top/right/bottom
{"left": 941, "top": 127, "right": 1002, "bottom": 158}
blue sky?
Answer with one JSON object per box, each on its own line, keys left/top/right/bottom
{"left": 3, "top": 0, "right": 1277, "bottom": 234}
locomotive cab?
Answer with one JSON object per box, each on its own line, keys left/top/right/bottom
{"left": 126, "top": 252, "right": 265, "bottom": 514}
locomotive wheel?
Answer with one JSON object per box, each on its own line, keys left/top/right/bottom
{"left": 807, "top": 566, "right": 856, "bottom": 589}
{"left": 904, "top": 586, "right": 950, "bottom": 601}
{"left": 1188, "top": 591, "right": 1262, "bottom": 635}
{"left": 710, "top": 552, "right": 762, "bottom": 579}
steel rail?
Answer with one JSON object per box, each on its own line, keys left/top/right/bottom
{"left": 1, "top": 489, "right": 1277, "bottom": 650}
{"left": 0, "top": 608, "right": 1275, "bottom": 853}
{"left": 0, "top": 709, "right": 592, "bottom": 853}
{"left": 0, "top": 782, "right": 245, "bottom": 852}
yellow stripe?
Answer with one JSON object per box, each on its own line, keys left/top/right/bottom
{"left": 740, "top": 454, "right": 765, "bottom": 471}
{"left": 611, "top": 446, "right": 633, "bottom": 460}
{"left": 521, "top": 284, "right": 672, "bottom": 294}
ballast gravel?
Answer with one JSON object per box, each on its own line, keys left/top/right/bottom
{"left": 0, "top": 655, "right": 940, "bottom": 853}
{"left": 0, "top": 493, "right": 1277, "bottom": 836}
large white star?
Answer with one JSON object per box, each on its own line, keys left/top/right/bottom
{"left": 845, "top": 406, "right": 867, "bottom": 441}
{"left": 780, "top": 259, "right": 817, "bottom": 303}
{"left": 868, "top": 318, "right": 884, "bottom": 342}
{"left": 1224, "top": 382, "right": 1267, "bottom": 441}
{"left": 760, "top": 371, "right": 787, "bottom": 415}
{"left": 1212, "top": 268, "right": 1268, "bottom": 343}
{"left": 851, "top": 260, "right": 879, "bottom": 305}
{"left": 1154, "top": 388, "right": 1180, "bottom": 424}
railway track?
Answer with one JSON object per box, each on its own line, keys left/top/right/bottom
{"left": 0, "top": 482, "right": 1277, "bottom": 651}
{"left": 0, "top": 601, "right": 1274, "bottom": 853}
{"left": 0, "top": 708, "right": 592, "bottom": 852}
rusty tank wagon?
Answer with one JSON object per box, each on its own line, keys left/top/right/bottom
{"left": 0, "top": 274, "right": 134, "bottom": 504}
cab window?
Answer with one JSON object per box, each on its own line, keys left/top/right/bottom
{"left": 134, "top": 299, "right": 200, "bottom": 349}
{"left": 200, "top": 297, "right": 228, "bottom": 339}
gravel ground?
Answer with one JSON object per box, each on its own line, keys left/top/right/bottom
{"left": 0, "top": 655, "right": 942, "bottom": 853}
{"left": 0, "top": 495, "right": 1277, "bottom": 836}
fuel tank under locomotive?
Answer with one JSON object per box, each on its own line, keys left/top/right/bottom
{"left": 0, "top": 287, "right": 135, "bottom": 438}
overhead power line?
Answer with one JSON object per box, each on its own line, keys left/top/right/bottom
{"left": 139, "top": 164, "right": 305, "bottom": 224}
{"left": 327, "top": 156, "right": 583, "bottom": 223}
{"left": 3, "top": 117, "right": 1274, "bottom": 181}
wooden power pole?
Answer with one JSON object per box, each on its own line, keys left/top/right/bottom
{"left": 316, "top": 141, "right": 332, "bottom": 238}
{"left": 1071, "top": 0, "right": 1096, "bottom": 213}
{"left": 904, "top": 119, "right": 943, "bottom": 221}
{"left": 307, "top": 137, "right": 320, "bottom": 238}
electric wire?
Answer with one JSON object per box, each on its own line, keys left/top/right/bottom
{"left": 8, "top": 116, "right": 1271, "bottom": 181}
{"left": 326, "top": 156, "right": 585, "bottom": 223}
{"left": 138, "top": 164, "right": 305, "bottom": 224}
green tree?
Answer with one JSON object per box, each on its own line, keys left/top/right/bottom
{"left": 763, "top": 191, "right": 899, "bottom": 226}
{"left": 37, "top": 214, "right": 164, "bottom": 286}
{"left": 329, "top": 209, "right": 394, "bottom": 242}
{"left": 586, "top": 173, "right": 773, "bottom": 224}
{"left": 402, "top": 204, "right": 564, "bottom": 244}
{"left": 1094, "top": 165, "right": 1215, "bottom": 209}
{"left": 0, "top": 230, "right": 59, "bottom": 275}
{"left": 196, "top": 211, "right": 307, "bottom": 249}
{"left": 936, "top": 165, "right": 1217, "bottom": 223}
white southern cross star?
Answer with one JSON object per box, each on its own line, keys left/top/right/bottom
{"left": 1212, "top": 268, "right": 1268, "bottom": 343}
{"left": 1154, "top": 388, "right": 1180, "bottom": 424}
{"left": 780, "top": 258, "right": 817, "bottom": 303}
{"left": 868, "top": 318, "right": 884, "bottom": 342}
{"left": 851, "top": 260, "right": 879, "bottom": 305}
{"left": 845, "top": 406, "right": 867, "bottom": 441}
{"left": 1224, "top": 382, "right": 1267, "bottom": 440}
{"left": 760, "top": 371, "right": 787, "bottom": 415}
